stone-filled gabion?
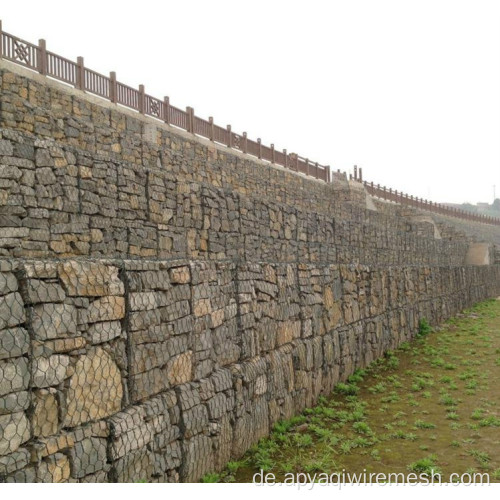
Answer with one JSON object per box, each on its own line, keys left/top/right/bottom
{"left": 0, "top": 258, "right": 497, "bottom": 482}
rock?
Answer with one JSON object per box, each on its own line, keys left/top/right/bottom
{"left": 0, "top": 391, "right": 30, "bottom": 415}
{"left": 0, "top": 293, "right": 25, "bottom": 330}
{"left": 63, "top": 347, "right": 123, "bottom": 427}
{"left": 31, "top": 303, "right": 77, "bottom": 340}
{"left": 0, "top": 412, "right": 30, "bottom": 456}
{"left": 32, "top": 388, "right": 59, "bottom": 437}
{"left": 44, "top": 337, "right": 87, "bottom": 353}
{"left": 70, "top": 437, "right": 107, "bottom": 479}
{"left": 0, "top": 358, "right": 29, "bottom": 396}
{"left": 0, "top": 448, "right": 30, "bottom": 476}
{"left": 58, "top": 261, "right": 124, "bottom": 297}
{"left": 87, "top": 296, "right": 125, "bottom": 323}
{"left": 23, "top": 279, "right": 65, "bottom": 304}
{"left": 276, "top": 321, "right": 300, "bottom": 346}
{"left": 0, "top": 327, "right": 29, "bottom": 360}
{"left": 37, "top": 453, "right": 70, "bottom": 483}
{"left": 166, "top": 351, "right": 192, "bottom": 385}
{"left": 30, "top": 434, "right": 75, "bottom": 461}
{"left": 32, "top": 355, "right": 72, "bottom": 388}
{"left": 0, "top": 273, "right": 17, "bottom": 295}
{"left": 193, "top": 298, "right": 211, "bottom": 317}
{"left": 87, "top": 321, "right": 122, "bottom": 344}
{"left": 35, "top": 149, "right": 54, "bottom": 167}
{"left": 169, "top": 266, "right": 190, "bottom": 284}
{"left": 129, "top": 292, "right": 158, "bottom": 311}
{"left": 112, "top": 448, "right": 154, "bottom": 483}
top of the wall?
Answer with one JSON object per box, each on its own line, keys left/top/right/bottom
{"left": 0, "top": 22, "right": 330, "bottom": 182}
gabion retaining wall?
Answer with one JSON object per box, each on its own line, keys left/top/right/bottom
{"left": 0, "top": 258, "right": 499, "bottom": 482}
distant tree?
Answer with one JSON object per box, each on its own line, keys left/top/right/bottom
{"left": 461, "top": 203, "right": 478, "bottom": 213}
{"left": 493, "top": 198, "right": 500, "bottom": 212}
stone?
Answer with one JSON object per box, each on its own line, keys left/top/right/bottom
{"left": 87, "top": 296, "right": 125, "bottom": 323}
{"left": 0, "top": 273, "right": 17, "bottom": 295}
{"left": 169, "top": 266, "right": 190, "bottom": 284}
{"left": 63, "top": 347, "right": 123, "bottom": 427}
{"left": 32, "top": 388, "right": 59, "bottom": 437}
{"left": 166, "top": 351, "right": 193, "bottom": 385}
{"left": 37, "top": 453, "right": 70, "bottom": 483}
{"left": 70, "top": 437, "right": 107, "bottom": 478}
{"left": 0, "top": 412, "right": 30, "bottom": 456}
{"left": 0, "top": 357, "right": 29, "bottom": 396}
{"left": 31, "top": 303, "right": 77, "bottom": 340}
{"left": 0, "top": 293, "right": 25, "bottom": 330}
{"left": 0, "top": 391, "right": 30, "bottom": 415}
{"left": 193, "top": 298, "right": 211, "bottom": 317}
{"left": 23, "top": 280, "right": 66, "bottom": 304}
{"left": 44, "top": 337, "right": 87, "bottom": 353}
{"left": 129, "top": 291, "right": 158, "bottom": 311}
{"left": 32, "top": 355, "right": 72, "bottom": 388}
{"left": 87, "top": 321, "right": 122, "bottom": 344}
{"left": 30, "top": 434, "right": 75, "bottom": 461}
{"left": 0, "top": 448, "right": 30, "bottom": 476}
{"left": 58, "top": 261, "right": 124, "bottom": 296}
{"left": 276, "top": 320, "right": 301, "bottom": 346}
{"left": 0, "top": 327, "right": 29, "bottom": 360}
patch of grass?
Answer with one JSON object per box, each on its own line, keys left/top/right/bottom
{"left": 407, "top": 456, "right": 442, "bottom": 478}
{"left": 335, "top": 383, "right": 359, "bottom": 396}
{"left": 414, "top": 420, "right": 436, "bottom": 430}
{"left": 418, "top": 318, "right": 432, "bottom": 337}
{"left": 201, "top": 473, "right": 221, "bottom": 483}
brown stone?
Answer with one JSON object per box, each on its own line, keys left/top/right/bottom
{"left": 63, "top": 347, "right": 123, "bottom": 427}
{"left": 166, "top": 351, "right": 192, "bottom": 385}
{"left": 32, "top": 388, "right": 58, "bottom": 437}
{"left": 169, "top": 266, "right": 191, "bottom": 284}
{"left": 87, "top": 296, "right": 125, "bottom": 323}
{"left": 58, "top": 261, "right": 124, "bottom": 296}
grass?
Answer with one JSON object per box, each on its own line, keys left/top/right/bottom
{"left": 210, "top": 299, "right": 500, "bottom": 483}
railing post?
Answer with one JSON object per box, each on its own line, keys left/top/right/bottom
{"left": 0, "top": 21, "right": 3, "bottom": 58}
{"left": 327, "top": 166, "right": 331, "bottom": 183}
{"left": 38, "top": 39, "right": 47, "bottom": 75}
{"left": 296, "top": 154, "right": 299, "bottom": 172}
{"left": 315, "top": 162, "right": 319, "bottom": 179}
{"left": 187, "top": 107, "right": 195, "bottom": 134}
{"left": 271, "top": 143, "right": 275, "bottom": 163}
{"left": 283, "top": 149, "right": 287, "bottom": 169}
{"left": 227, "top": 125, "right": 232, "bottom": 147}
{"left": 359, "top": 167, "right": 363, "bottom": 182}
{"left": 354, "top": 165, "right": 358, "bottom": 180}
{"left": 163, "top": 96, "right": 170, "bottom": 124}
{"left": 185, "top": 107, "right": 193, "bottom": 132}
{"left": 138, "top": 84, "right": 145, "bottom": 114}
{"left": 257, "top": 138, "right": 262, "bottom": 159}
{"left": 110, "top": 71, "right": 117, "bottom": 103}
{"left": 305, "top": 158, "right": 309, "bottom": 176}
{"left": 243, "top": 132, "right": 248, "bottom": 153}
{"left": 209, "top": 116, "right": 214, "bottom": 141}
{"left": 76, "top": 56, "right": 84, "bottom": 90}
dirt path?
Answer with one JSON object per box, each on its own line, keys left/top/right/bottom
{"left": 208, "top": 298, "right": 500, "bottom": 483}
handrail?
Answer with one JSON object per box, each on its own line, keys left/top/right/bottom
{"left": 0, "top": 21, "right": 331, "bottom": 182}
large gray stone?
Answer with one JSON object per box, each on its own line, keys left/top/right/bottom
{"left": 0, "top": 293, "right": 25, "bottom": 330}
{"left": 0, "top": 412, "right": 30, "bottom": 456}
{"left": 0, "top": 327, "right": 29, "bottom": 360}
{"left": 31, "top": 355, "right": 71, "bottom": 388}
{"left": 70, "top": 437, "right": 107, "bottom": 478}
{"left": 0, "top": 358, "right": 29, "bottom": 396}
{"left": 23, "top": 280, "right": 66, "bottom": 304}
{"left": 0, "top": 391, "right": 30, "bottom": 415}
{"left": 31, "top": 303, "right": 77, "bottom": 340}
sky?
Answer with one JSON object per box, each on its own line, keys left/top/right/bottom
{"left": 1, "top": 0, "right": 499, "bottom": 204}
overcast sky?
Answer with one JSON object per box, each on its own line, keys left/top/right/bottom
{"left": 2, "top": 0, "right": 499, "bottom": 204}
